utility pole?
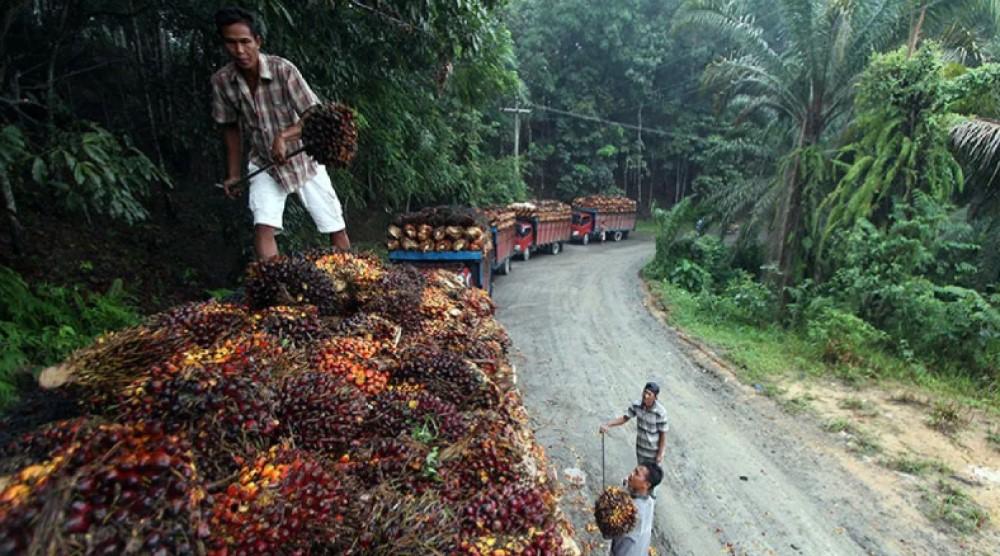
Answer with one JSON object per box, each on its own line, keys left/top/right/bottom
{"left": 502, "top": 104, "right": 532, "bottom": 180}
{"left": 637, "top": 104, "right": 643, "bottom": 211}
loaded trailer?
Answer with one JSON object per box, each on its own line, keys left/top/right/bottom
{"left": 570, "top": 207, "right": 637, "bottom": 245}
{"left": 512, "top": 215, "right": 572, "bottom": 260}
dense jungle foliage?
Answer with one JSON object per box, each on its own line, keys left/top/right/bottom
{"left": 1, "top": 0, "right": 999, "bottom": 404}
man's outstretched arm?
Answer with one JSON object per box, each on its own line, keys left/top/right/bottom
{"left": 600, "top": 415, "right": 629, "bottom": 434}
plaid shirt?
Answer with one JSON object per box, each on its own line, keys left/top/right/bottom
{"left": 626, "top": 400, "right": 669, "bottom": 462}
{"left": 211, "top": 53, "right": 321, "bottom": 193}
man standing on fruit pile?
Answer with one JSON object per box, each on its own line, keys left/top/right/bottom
{"left": 611, "top": 463, "right": 662, "bottom": 556}
{"left": 600, "top": 382, "right": 669, "bottom": 467}
{"left": 211, "top": 6, "right": 350, "bottom": 260}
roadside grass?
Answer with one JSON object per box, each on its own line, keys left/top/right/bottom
{"left": 779, "top": 394, "right": 815, "bottom": 415}
{"left": 926, "top": 401, "right": 970, "bottom": 435}
{"left": 633, "top": 218, "right": 658, "bottom": 236}
{"left": 881, "top": 454, "right": 952, "bottom": 476}
{"left": 988, "top": 428, "right": 1000, "bottom": 451}
{"left": 823, "top": 418, "right": 882, "bottom": 455}
{"left": 922, "top": 481, "right": 990, "bottom": 534}
{"left": 649, "top": 280, "right": 1000, "bottom": 414}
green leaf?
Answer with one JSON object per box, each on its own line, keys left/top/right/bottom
{"left": 31, "top": 158, "right": 47, "bottom": 183}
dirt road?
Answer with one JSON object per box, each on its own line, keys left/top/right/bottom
{"left": 494, "top": 234, "right": 961, "bottom": 556}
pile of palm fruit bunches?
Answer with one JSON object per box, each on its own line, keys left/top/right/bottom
{"left": 0, "top": 250, "right": 580, "bottom": 555}
{"left": 571, "top": 195, "right": 637, "bottom": 214}
{"left": 386, "top": 206, "right": 503, "bottom": 254}
{"left": 507, "top": 200, "right": 572, "bottom": 223}
{"left": 480, "top": 207, "right": 516, "bottom": 231}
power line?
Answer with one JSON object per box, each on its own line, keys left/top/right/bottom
{"left": 527, "top": 102, "right": 679, "bottom": 137}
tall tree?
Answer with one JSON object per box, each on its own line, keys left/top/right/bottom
{"left": 676, "top": 0, "right": 912, "bottom": 293}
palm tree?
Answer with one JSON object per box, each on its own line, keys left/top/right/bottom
{"left": 677, "top": 0, "right": 1000, "bottom": 294}
{"left": 676, "top": 0, "right": 904, "bottom": 293}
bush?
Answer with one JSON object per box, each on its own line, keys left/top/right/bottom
{"left": 668, "top": 259, "right": 712, "bottom": 293}
{"left": 721, "top": 272, "right": 777, "bottom": 325}
{"left": 0, "top": 267, "right": 141, "bottom": 407}
{"left": 805, "top": 300, "right": 887, "bottom": 367}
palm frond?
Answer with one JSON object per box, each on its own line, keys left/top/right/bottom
{"left": 951, "top": 117, "right": 1000, "bottom": 184}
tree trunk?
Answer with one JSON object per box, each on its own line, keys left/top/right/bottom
{"left": 1, "top": 171, "right": 24, "bottom": 254}
{"left": 907, "top": 3, "right": 928, "bottom": 56}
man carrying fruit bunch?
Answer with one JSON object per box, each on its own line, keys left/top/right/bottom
{"left": 211, "top": 6, "right": 350, "bottom": 260}
{"left": 612, "top": 463, "right": 662, "bottom": 556}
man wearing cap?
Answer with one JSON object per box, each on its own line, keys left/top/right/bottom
{"left": 600, "top": 382, "right": 669, "bottom": 466}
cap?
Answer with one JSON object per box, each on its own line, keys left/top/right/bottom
{"left": 643, "top": 382, "right": 660, "bottom": 396}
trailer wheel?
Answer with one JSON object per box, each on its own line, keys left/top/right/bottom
{"left": 612, "top": 231, "right": 623, "bottom": 242}
{"left": 497, "top": 257, "right": 511, "bottom": 275}
{"left": 599, "top": 231, "right": 607, "bottom": 242}
{"left": 581, "top": 234, "right": 589, "bottom": 246}
{"left": 521, "top": 248, "right": 531, "bottom": 262}
{"left": 622, "top": 231, "right": 630, "bottom": 240}
{"left": 550, "top": 242, "right": 562, "bottom": 255}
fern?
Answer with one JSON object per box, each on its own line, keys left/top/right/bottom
{"left": 0, "top": 267, "right": 141, "bottom": 409}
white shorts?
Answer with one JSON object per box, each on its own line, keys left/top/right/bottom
{"left": 247, "top": 164, "right": 346, "bottom": 233}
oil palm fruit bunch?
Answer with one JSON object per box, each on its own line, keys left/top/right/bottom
{"left": 167, "top": 331, "right": 283, "bottom": 373}
{"left": 362, "top": 265, "right": 426, "bottom": 332}
{"left": 594, "top": 486, "right": 637, "bottom": 539}
{"left": 252, "top": 305, "right": 331, "bottom": 348}
{"left": 394, "top": 344, "right": 498, "bottom": 409}
{"left": 336, "top": 312, "right": 402, "bottom": 348}
{"left": 571, "top": 194, "right": 637, "bottom": 213}
{"left": 207, "top": 445, "right": 351, "bottom": 555}
{"left": 456, "top": 287, "right": 495, "bottom": 318}
{"left": 277, "top": 371, "right": 369, "bottom": 455}
{"left": 509, "top": 199, "right": 571, "bottom": 222}
{"left": 0, "top": 417, "right": 98, "bottom": 475}
{"left": 309, "top": 249, "right": 385, "bottom": 307}
{"left": 480, "top": 207, "right": 516, "bottom": 230}
{"left": 148, "top": 300, "right": 250, "bottom": 348}
{"left": 440, "top": 435, "right": 522, "bottom": 494}
{"left": 310, "top": 336, "right": 390, "bottom": 395}
{"left": 420, "top": 285, "right": 460, "bottom": 321}
{"left": 351, "top": 437, "right": 430, "bottom": 489}
{"left": 368, "top": 388, "right": 468, "bottom": 443}
{"left": 301, "top": 101, "right": 358, "bottom": 169}
{"left": 387, "top": 206, "right": 491, "bottom": 252}
{"left": 454, "top": 523, "right": 564, "bottom": 556}
{"left": 0, "top": 422, "right": 209, "bottom": 556}
{"left": 244, "top": 255, "right": 341, "bottom": 316}
{"left": 65, "top": 325, "right": 192, "bottom": 407}
{"left": 117, "top": 355, "right": 280, "bottom": 481}
{"left": 348, "top": 486, "right": 458, "bottom": 555}
{"left": 459, "top": 480, "right": 554, "bottom": 536}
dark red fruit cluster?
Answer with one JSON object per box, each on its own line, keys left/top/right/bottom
{"left": 149, "top": 300, "right": 250, "bottom": 347}
{"left": 244, "top": 255, "right": 341, "bottom": 316}
{"left": 253, "top": 304, "right": 331, "bottom": 347}
{"left": 352, "top": 437, "right": 429, "bottom": 489}
{"left": 277, "top": 371, "right": 369, "bottom": 455}
{"left": 0, "top": 423, "right": 208, "bottom": 556}
{"left": 395, "top": 344, "right": 497, "bottom": 408}
{"left": 368, "top": 388, "right": 468, "bottom": 442}
{"left": 362, "top": 265, "right": 426, "bottom": 331}
{"left": 460, "top": 481, "right": 553, "bottom": 536}
{"left": 117, "top": 356, "right": 280, "bottom": 480}
{"left": 336, "top": 312, "right": 402, "bottom": 346}
{"left": 208, "top": 446, "right": 350, "bottom": 555}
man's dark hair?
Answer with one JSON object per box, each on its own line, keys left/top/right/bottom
{"left": 215, "top": 6, "right": 265, "bottom": 38}
{"left": 640, "top": 462, "right": 663, "bottom": 490}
